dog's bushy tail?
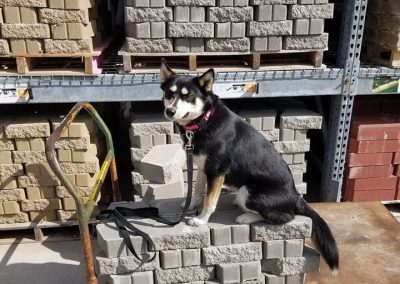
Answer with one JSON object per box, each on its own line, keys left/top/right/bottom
{"left": 296, "top": 198, "right": 339, "bottom": 271}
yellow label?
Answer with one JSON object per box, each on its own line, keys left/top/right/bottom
{"left": 245, "top": 83, "right": 257, "bottom": 93}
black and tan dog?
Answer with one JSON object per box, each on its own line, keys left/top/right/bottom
{"left": 160, "top": 59, "right": 339, "bottom": 271}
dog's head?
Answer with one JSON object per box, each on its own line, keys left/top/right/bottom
{"left": 160, "top": 59, "right": 214, "bottom": 125}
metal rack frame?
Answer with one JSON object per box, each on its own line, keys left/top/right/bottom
{"left": 2, "top": 0, "right": 398, "bottom": 202}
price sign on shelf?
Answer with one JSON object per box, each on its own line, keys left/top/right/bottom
{"left": 214, "top": 82, "right": 259, "bottom": 98}
{"left": 0, "top": 88, "right": 30, "bottom": 104}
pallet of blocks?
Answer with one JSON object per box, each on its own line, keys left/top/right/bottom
{"left": 364, "top": 0, "right": 400, "bottom": 67}
{"left": 128, "top": 108, "right": 322, "bottom": 203}
{"left": 95, "top": 200, "right": 320, "bottom": 283}
{"left": 0, "top": 0, "right": 112, "bottom": 75}
{"left": 120, "top": 0, "right": 334, "bottom": 71}
{"left": 0, "top": 114, "right": 105, "bottom": 227}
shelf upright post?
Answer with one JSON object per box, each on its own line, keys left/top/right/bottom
{"left": 321, "top": 0, "right": 368, "bottom": 201}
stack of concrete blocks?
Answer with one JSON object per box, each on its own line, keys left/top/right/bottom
{"left": 0, "top": 115, "right": 103, "bottom": 224}
{"left": 95, "top": 206, "right": 320, "bottom": 284}
{"left": 123, "top": 0, "right": 334, "bottom": 54}
{"left": 0, "top": 0, "right": 108, "bottom": 55}
{"left": 239, "top": 108, "right": 323, "bottom": 196}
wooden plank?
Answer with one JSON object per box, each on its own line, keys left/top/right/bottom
{"left": 84, "top": 56, "right": 94, "bottom": 75}
{"left": 188, "top": 55, "right": 197, "bottom": 71}
{"left": 310, "top": 51, "right": 323, "bottom": 68}
{"left": 250, "top": 53, "right": 261, "bottom": 70}
{"left": 123, "top": 55, "right": 133, "bottom": 72}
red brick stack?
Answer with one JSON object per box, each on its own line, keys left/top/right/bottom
{"left": 344, "top": 115, "right": 400, "bottom": 202}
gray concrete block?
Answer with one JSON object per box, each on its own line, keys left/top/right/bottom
{"left": 272, "top": 5, "right": 287, "bottom": 21}
{"left": 96, "top": 223, "right": 127, "bottom": 258}
{"left": 284, "top": 239, "right": 304, "bottom": 258}
{"left": 147, "top": 181, "right": 185, "bottom": 200}
{"left": 261, "top": 129, "right": 280, "bottom": 142}
{"left": 155, "top": 266, "right": 215, "bottom": 284}
{"left": 109, "top": 274, "right": 132, "bottom": 284}
{"left": 210, "top": 225, "right": 232, "bottom": 246}
{"left": 309, "top": 18, "right": 324, "bottom": 35}
{"left": 285, "top": 274, "right": 304, "bottom": 284}
{"left": 131, "top": 271, "right": 154, "bottom": 284}
{"left": 234, "top": 0, "right": 248, "bottom": 6}
{"left": 160, "top": 249, "right": 182, "bottom": 269}
{"left": 262, "top": 112, "right": 276, "bottom": 130}
{"left": 126, "top": 0, "right": 150, "bottom": 7}
{"left": 131, "top": 119, "right": 174, "bottom": 136}
{"left": 268, "top": 36, "right": 282, "bottom": 51}
{"left": 206, "top": 38, "right": 250, "bottom": 52}
{"left": 264, "top": 273, "right": 285, "bottom": 284}
{"left": 140, "top": 144, "right": 185, "bottom": 183}
{"left": 252, "top": 37, "right": 268, "bottom": 51}
{"left": 96, "top": 252, "right": 160, "bottom": 275}
{"left": 125, "top": 7, "right": 173, "bottom": 22}
{"left": 289, "top": 162, "right": 307, "bottom": 173}
{"left": 245, "top": 117, "right": 262, "bottom": 131}
{"left": 293, "top": 153, "right": 305, "bottom": 164}
{"left": 296, "top": 183, "right": 307, "bottom": 195}
{"left": 279, "top": 129, "right": 295, "bottom": 141}
{"left": 168, "top": 0, "right": 216, "bottom": 5}
{"left": 131, "top": 171, "right": 148, "bottom": 186}
{"left": 294, "top": 130, "right": 307, "bottom": 141}
{"left": 289, "top": 4, "right": 334, "bottom": 19}
{"left": 202, "top": 242, "right": 262, "bottom": 265}
{"left": 263, "top": 240, "right": 284, "bottom": 259}
{"left": 281, "top": 154, "right": 293, "bottom": 164}
{"left": 217, "top": 0, "right": 233, "bottom": 6}
{"left": 315, "top": 0, "right": 329, "bottom": 3}
{"left": 251, "top": 215, "right": 312, "bottom": 241}
{"left": 191, "top": 7, "right": 206, "bottom": 22}
{"left": 126, "top": 38, "right": 173, "bottom": 53}
{"left": 208, "top": 7, "right": 253, "bottom": 22}
{"left": 280, "top": 109, "right": 323, "bottom": 129}
{"left": 134, "top": 183, "right": 149, "bottom": 196}
{"left": 127, "top": 22, "right": 150, "bottom": 39}
{"left": 215, "top": 23, "right": 231, "bottom": 38}
{"left": 272, "top": 140, "right": 310, "bottom": 153}
{"left": 216, "top": 263, "right": 240, "bottom": 284}
{"left": 247, "top": 21, "right": 292, "bottom": 36}
{"left": 150, "top": 22, "right": 166, "bottom": 38}
{"left": 261, "top": 246, "right": 320, "bottom": 276}
{"left": 131, "top": 135, "right": 153, "bottom": 148}
{"left": 174, "top": 38, "right": 190, "bottom": 52}
{"left": 153, "top": 134, "right": 167, "bottom": 145}
{"left": 231, "top": 22, "right": 245, "bottom": 38}
{"left": 241, "top": 262, "right": 261, "bottom": 283}
{"left": 299, "top": 0, "right": 313, "bottom": 4}
{"left": 190, "top": 39, "right": 205, "bottom": 52}
{"left": 251, "top": 0, "right": 296, "bottom": 4}
{"left": 255, "top": 5, "right": 272, "bottom": 21}
{"left": 231, "top": 224, "right": 250, "bottom": 244}
{"left": 168, "top": 22, "right": 214, "bottom": 38}
{"left": 182, "top": 248, "right": 201, "bottom": 267}
{"left": 294, "top": 19, "right": 310, "bottom": 35}
{"left": 150, "top": 0, "right": 165, "bottom": 7}
{"left": 175, "top": 6, "right": 190, "bottom": 22}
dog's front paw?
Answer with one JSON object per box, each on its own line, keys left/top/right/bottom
{"left": 236, "top": 213, "right": 264, "bottom": 224}
{"left": 187, "top": 217, "right": 207, "bottom": 227}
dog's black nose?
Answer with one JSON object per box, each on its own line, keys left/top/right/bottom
{"left": 166, "top": 107, "right": 176, "bottom": 117}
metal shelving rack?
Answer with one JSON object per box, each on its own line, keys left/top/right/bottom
{"left": 1, "top": 0, "right": 395, "bottom": 202}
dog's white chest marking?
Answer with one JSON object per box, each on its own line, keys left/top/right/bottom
{"left": 194, "top": 154, "right": 207, "bottom": 171}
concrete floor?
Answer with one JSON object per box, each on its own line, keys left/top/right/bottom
{"left": 1, "top": 202, "right": 400, "bottom": 284}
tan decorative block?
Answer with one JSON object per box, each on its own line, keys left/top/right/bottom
{"left": 0, "top": 188, "right": 25, "bottom": 202}
{"left": 1, "top": 23, "right": 50, "bottom": 39}
{"left": 29, "top": 210, "right": 57, "bottom": 222}
{"left": 0, "top": 212, "right": 29, "bottom": 224}
{"left": 75, "top": 173, "right": 96, "bottom": 187}
{"left": 0, "top": 8, "right": 3, "bottom": 23}
{"left": 49, "top": 0, "right": 64, "bottom": 9}
{"left": 26, "top": 187, "right": 41, "bottom": 200}
{"left": 19, "top": 173, "right": 60, "bottom": 188}
{"left": 15, "top": 138, "right": 31, "bottom": 151}
{"left": 29, "top": 138, "right": 45, "bottom": 151}
{"left": 60, "top": 159, "right": 99, "bottom": 174}
{"left": 25, "top": 163, "right": 60, "bottom": 186}
{"left": 0, "top": 39, "right": 9, "bottom": 55}
{"left": 57, "top": 149, "right": 72, "bottom": 161}
{"left": 0, "top": 0, "right": 47, "bottom": 7}
{"left": 52, "top": 120, "right": 68, "bottom": 137}
{"left": 12, "top": 151, "right": 46, "bottom": 163}
{"left": 20, "top": 7, "right": 37, "bottom": 23}
{"left": 3, "top": 7, "right": 21, "bottom": 23}
{"left": 69, "top": 122, "right": 89, "bottom": 137}
{"left": 57, "top": 209, "right": 77, "bottom": 221}
{"left": 55, "top": 137, "right": 90, "bottom": 150}
{"left": 26, "top": 39, "right": 44, "bottom": 54}
{"left": 1, "top": 176, "right": 18, "bottom": 189}
{"left": 67, "top": 22, "right": 94, "bottom": 40}
{"left": 51, "top": 24, "right": 68, "bottom": 39}
{"left": 40, "top": 186, "right": 56, "bottom": 199}
{"left": 63, "top": 196, "right": 88, "bottom": 210}
{"left": 0, "top": 139, "right": 15, "bottom": 151}
{"left": 9, "top": 39, "right": 27, "bottom": 54}
{"left": 5, "top": 120, "right": 50, "bottom": 138}
{"left": 0, "top": 164, "right": 24, "bottom": 177}
{"left": 56, "top": 186, "right": 91, "bottom": 198}
{"left": 39, "top": 8, "right": 89, "bottom": 24}
{"left": 3, "top": 201, "right": 20, "bottom": 214}
{"left": 0, "top": 151, "right": 13, "bottom": 164}
{"left": 44, "top": 39, "right": 93, "bottom": 54}
{"left": 0, "top": 203, "right": 4, "bottom": 215}
{"left": 65, "top": 0, "right": 94, "bottom": 9}
{"left": 21, "top": 198, "right": 62, "bottom": 211}
{"left": 67, "top": 174, "right": 75, "bottom": 185}
{"left": 72, "top": 144, "right": 97, "bottom": 162}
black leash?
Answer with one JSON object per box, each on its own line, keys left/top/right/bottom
{"left": 97, "top": 136, "right": 194, "bottom": 262}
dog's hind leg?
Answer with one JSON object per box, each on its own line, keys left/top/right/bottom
{"left": 235, "top": 186, "right": 265, "bottom": 224}
{"left": 188, "top": 174, "right": 225, "bottom": 227}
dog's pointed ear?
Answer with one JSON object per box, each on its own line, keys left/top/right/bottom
{"left": 160, "top": 58, "right": 175, "bottom": 83}
{"left": 195, "top": 69, "right": 214, "bottom": 93}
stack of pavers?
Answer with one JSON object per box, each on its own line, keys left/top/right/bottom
{"left": 364, "top": 0, "right": 400, "bottom": 67}
{"left": 122, "top": 0, "right": 334, "bottom": 62}
{"left": 129, "top": 108, "right": 322, "bottom": 201}
{"left": 95, "top": 200, "right": 320, "bottom": 283}
{"left": 0, "top": 0, "right": 109, "bottom": 56}
{"left": 0, "top": 115, "right": 103, "bottom": 224}
{"left": 343, "top": 114, "right": 400, "bottom": 202}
